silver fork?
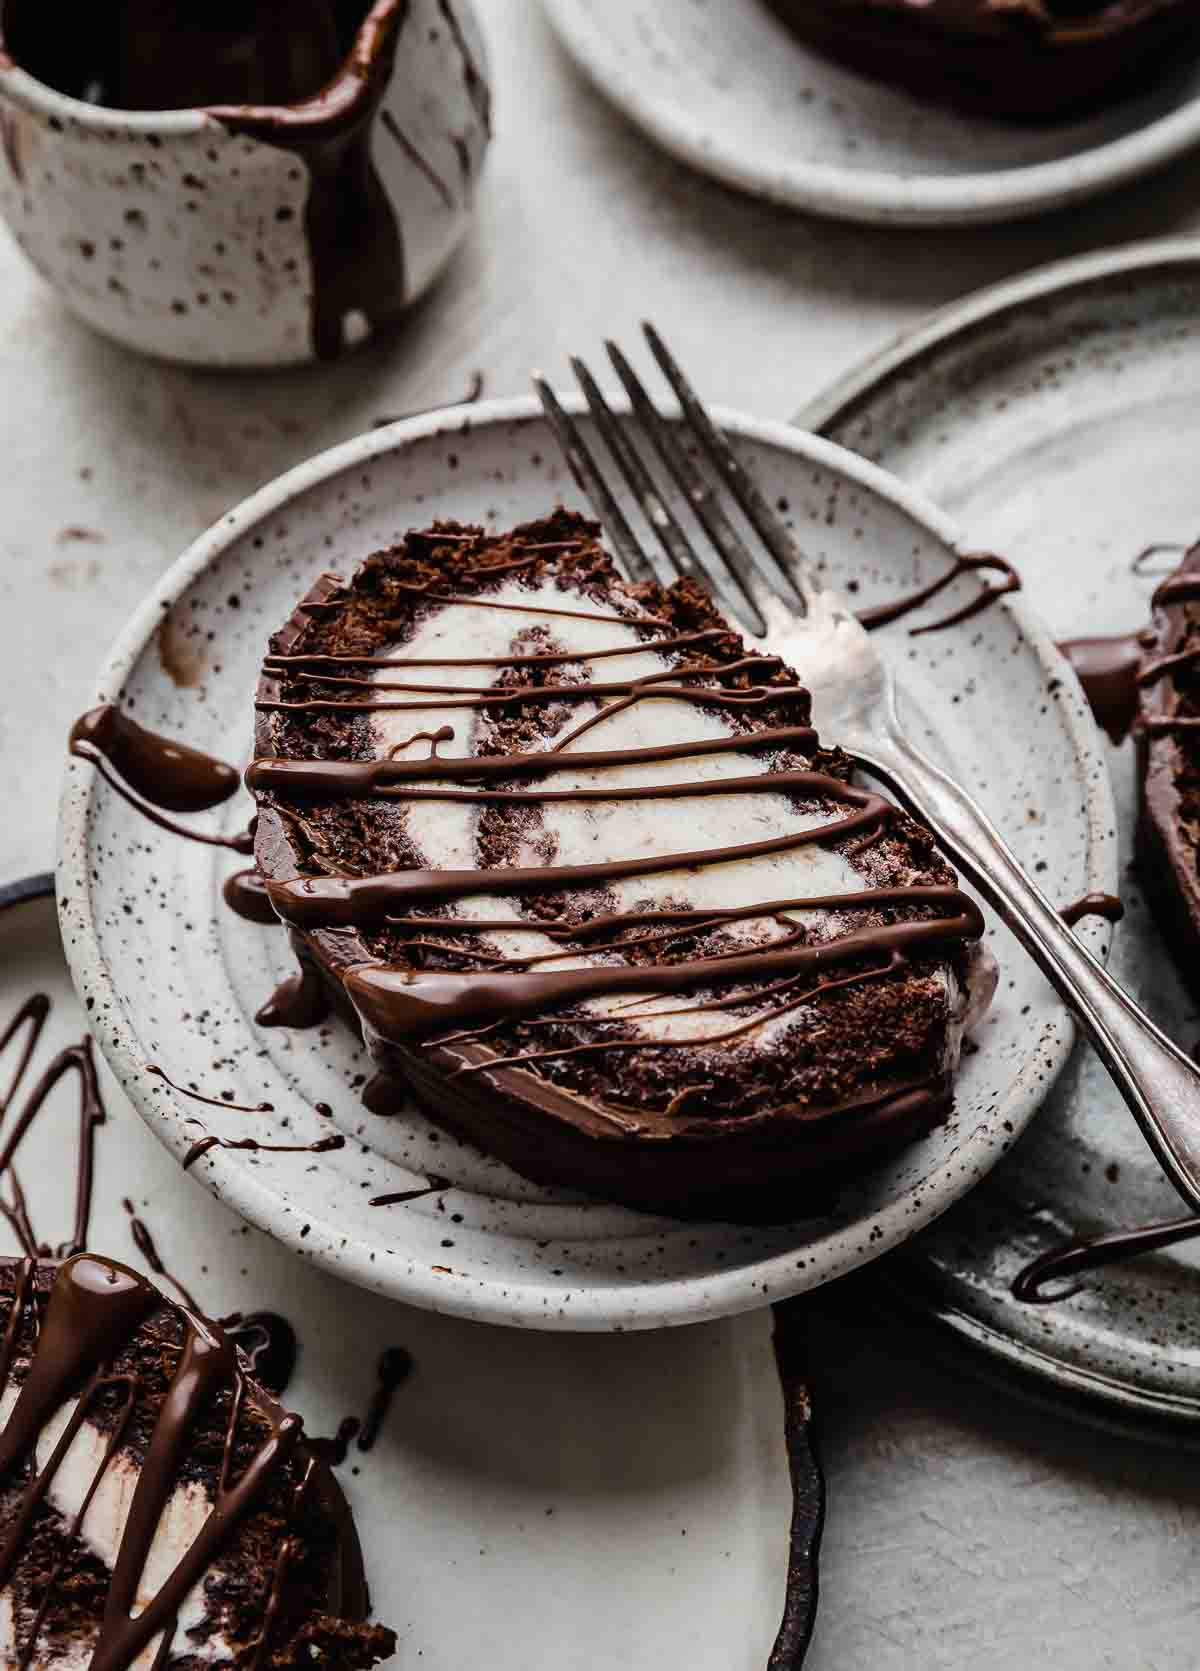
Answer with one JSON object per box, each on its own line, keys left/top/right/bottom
{"left": 534, "top": 323, "right": 1200, "bottom": 1214}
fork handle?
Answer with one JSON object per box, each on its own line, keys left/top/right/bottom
{"left": 852, "top": 725, "right": 1200, "bottom": 1213}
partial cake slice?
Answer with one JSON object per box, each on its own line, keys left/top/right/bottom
{"left": 1137, "top": 542, "right": 1200, "bottom": 1000}
{"left": 0, "top": 1254, "right": 395, "bottom": 1670}
{"left": 249, "top": 511, "right": 994, "bottom": 1222}
{"left": 766, "top": 0, "right": 1200, "bottom": 121}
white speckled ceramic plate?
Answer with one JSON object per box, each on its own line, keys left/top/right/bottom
{"left": 0, "top": 874, "right": 821, "bottom": 1668}
{"left": 801, "top": 236, "right": 1200, "bottom": 1430}
{"left": 57, "top": 395, "right": 1113, "bottom": 1330}
{"left": 541, "top": 0, "right": 1200, "bottom": 226}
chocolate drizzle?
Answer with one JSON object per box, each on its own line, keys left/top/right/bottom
{"left": 358, "top": 1346, "right": 412, "bottom": 1451}
{"left": 0, "top": 995, "right": 105, "bottom": 1259}
{"left": 224, "top": 1313, "right": 298, "bottom": 1397}
{"left": 209, "top": 0, "right": 412, "bottom": 361}
{"left": 70, "top": 704, "right": 251, "bottom": 853}
{"left": 254, "top": 966, "right": 331, "bottom": 1030}
{"left": 1059, "top": 892, "right": 1124, "bottom": 929}
{"left": 145, "top": 1063, "right": 273, "bottom": 1114}
{"left": 122, "top": 1199, "right": 202, "bottom": 1313}
{"left": 182, "top": 1131, "right": 345, "bottom": 1171}
{"left": 1012, "top": 1215, "right": 1200, "bottom": 1303}
{"left": 857, "top": 551, "right": 1021, "bottom": 636}
{"left": 1057, "top": 636, "right": 1147, "bottom": 744}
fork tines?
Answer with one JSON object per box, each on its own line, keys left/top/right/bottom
{"left": 534, "top": 323, "right": 810, "bottom": 639}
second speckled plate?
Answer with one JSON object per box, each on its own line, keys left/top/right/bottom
{"left": 801, "top": 238, "right": 1200, "bottom": 1430}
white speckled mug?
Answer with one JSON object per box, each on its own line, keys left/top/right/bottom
{"left": 0, "top": 0, "right": 490, "bottom": 366}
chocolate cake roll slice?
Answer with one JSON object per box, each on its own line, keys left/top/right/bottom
{"left": 0, "top": 1254, "right": 395, "bottom": 1670}
{"left": 249, "top": 511, "right": 995, "bottom": 1223}
{"left": 766, "top": 0, "right": 1200, "bottom": 121}
{"left": 1137, "top": 543, "right": 1200, "bottom": 1000}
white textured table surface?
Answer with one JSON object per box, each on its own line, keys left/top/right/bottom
{"left": 5, "top": 2, "right": 1200, "bottom": 1665}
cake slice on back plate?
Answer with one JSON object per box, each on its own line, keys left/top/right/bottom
{"left": 1137, "top": 542, "right": 1200, "bottom": 1001}
{"left": 249, "top": 511, "right": 996, "bottom": 1223}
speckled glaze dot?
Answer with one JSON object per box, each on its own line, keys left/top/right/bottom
{"left": 57, "top": 398, "right": 1112, "bottom": 1330}
{"left": 0, "top": 0, "right": 490, "bottom": 367}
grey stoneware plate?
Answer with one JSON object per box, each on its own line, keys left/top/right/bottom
{"left": 57, "top": 397, "right": 1113, "bottom": 1331}
{"left": 542, "top": 0, "right": 1200, "bottom": 227}
{"left": 0, "top": 871, "right": 823, "bottom": 1670}
{"left": 800, "top": 236, "right": 1200, "bottom": 1434}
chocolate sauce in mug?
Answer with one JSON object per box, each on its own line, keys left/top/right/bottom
{"left": 1, "top": 1, "right": 419, "bottom": 359}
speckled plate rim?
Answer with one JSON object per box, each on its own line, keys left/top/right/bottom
{"left": 541, "top": 0, "right": 1200, "bottom": 227}
{"left": 57, "top": 395, "right": 1115, "bottom": 1329}
{"left": 794, "top": 235, "right": 1200, "bottom": 432}
{"left": 797, "top": 233, "right": 1200, "bottom": 1419}
{"left": 881, "top": 1262, "right": 1200, "bottom": 1444}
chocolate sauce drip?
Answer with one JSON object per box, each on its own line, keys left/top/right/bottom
{"left": 70, "top": 704, "right": 239, "bottom": 812}
{"left": 211, "top": 0, "right": 411, "bottom": 361}
{"left": 0, "top": 995, "right": 106, "bottom": 1259}
{"left": 146, "top": 1062, "right": 273, "bottom": 1114}
{"left": 436, "top": 0, "right": 491, "bottom": 135}
{"left": 223, "top": 868, "right": 280, "bottom": 926}
{"left": 254, "top": 967, "right": 331, "bottom": 1030}
{"left": 857, "top": 551, "right": 1020, "bottom": 636}
{"left": 1060, "top": 892, "right": 1125, "bottom": 928}
{"left": 70, "top": 704, "right": 251, "bottom": 852}
{"left": 369, "top": 1178, "right": 448, "bottom": 1207}
{"left": 310, "top": 1416, "right": 360, "bottom": 1466}
{"left": 311, "top": 1347, "right": 411, "bottom": 1464}
{"left": 1057, "top": 636, "right": 1146, "bottom": 744}
{"left": 0, "top": 1254, "right": 312, "bottom": 1671}
{"left": 361, "top": 1072, "right": 407, "bottom": 1117}
{"left": 123, "top": 1199, "right": 202, "bottom": 1314}
{"left": 182, "top": 1132, "right": 345, "bottom": 1171}
{"left": 358, "top": 1346, "right": 412, "bottom": 1451}
{"left": 1012, "top": 1214, "right": 1200, "bottom": 1303}
{"left": 225, "top": 1312, "right": 298, "bottom": 1397}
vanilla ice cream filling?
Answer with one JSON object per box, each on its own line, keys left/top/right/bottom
{"left": 370, "top": 579, "right": 990, "bottom": 1061}
{"left": 0, "top": 1385, "right": 235, "bottom": 1669}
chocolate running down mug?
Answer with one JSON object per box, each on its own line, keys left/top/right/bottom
{"left": 0, "top": 0, "right": 491, "bottom": 366}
